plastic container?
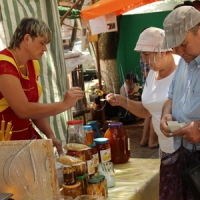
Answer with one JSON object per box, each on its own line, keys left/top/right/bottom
{"left": 76, "top": 173, "right": 88, "bottom": 195}
{"left": 93, "top": 138, "right": 111, "bottom": 163}
{"left": 84, "top": 125, "right": 94, "bottom": 145}
{"left": 62, "top": 181, "right": 82, "bottom": 199}
{"left": 104, "top": 122, "right": 130, "bottom": 164}
{"left": 87, "top": 178, "right": 105, "bottom": 196}
{"left": 66, "top": 150, "right": 86, "bottom": 162}
{"left": 88, "top": 143, "right": 99, "bottom": 173}
{"left": 67, "top": 120, "right": 85, "bottom": 144}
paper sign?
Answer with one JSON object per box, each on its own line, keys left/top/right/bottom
{"left": 89, "top": 13, "right": 117, "bottom": 35}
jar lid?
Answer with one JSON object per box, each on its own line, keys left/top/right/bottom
{"left": 87, "top": 120, "right": 97, "bottom": 125}
{"left": 84, "top": 125, "right": 93, "bottom": 130}
{"left": 67, "top": 150, "right": 84, "bottom": 156}
{"left": 108, "top": 122, "right": 123, "bottom": 127}
{"left": 76, "top": 173, "right": 87, "bottom": 180}
{"left": 88, "top": 142, "right": 96, "bottom": 148}
{"left": 67, "top": 120, "right": 84, "bottom": 125}
{"left": 88, "top": 179, "right": 101, "bottom": 184}
{"left": 92, "top": 175, "right": 105, "bottom": 181}
{"left": 62, "top": 181, "right": 81, "bottom": 189}
{"left": 94, "top": 138, "right": 108, "bottom": 144}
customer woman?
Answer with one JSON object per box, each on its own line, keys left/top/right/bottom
{"left": 0, "top": 17, "right": 84, "bottom": 154}
{"left": 107, "top": 27, "right": 180, "bottom": 158}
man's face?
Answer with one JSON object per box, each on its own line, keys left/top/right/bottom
{"left": 173, "top": 27, "right": 200, "bottom": 63}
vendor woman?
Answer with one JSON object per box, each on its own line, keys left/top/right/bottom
{"left": 0, "top": 17, "right": 84, "bottom": 154}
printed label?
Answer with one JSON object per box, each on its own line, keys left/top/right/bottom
{"left": 93, "top": 153, "right": 99, "bottom": 166}
{"left": 128, "top": 138, "right": 130, "bottom": 151}
{"left": 87, "top": 158, "right": 95, "bottom": 175}
{"left": 100, "top": 148, "right": 111, "bottom": 163}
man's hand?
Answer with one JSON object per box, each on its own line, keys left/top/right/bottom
{"left": 173, "top": 121, "right": 200, "bottom": 144}
{"left": 160, "top": 114, "right": 173, "bottom": 137}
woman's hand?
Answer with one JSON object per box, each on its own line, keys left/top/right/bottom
{"left": 52, "top": 137, "right": 63, "bottom": 155}
{"left": 106, "top": 93, "right": 125, "bottom": 107}
{"left": 63, "top": 87, "right": 84, "bottom": 109}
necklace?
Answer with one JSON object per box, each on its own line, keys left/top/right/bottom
{"left": 13, "top": 49, "right": 28, "bottom": 75}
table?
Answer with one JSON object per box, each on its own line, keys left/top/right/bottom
{"left": 107, "top": 158, "right": 160, "bottom": 200}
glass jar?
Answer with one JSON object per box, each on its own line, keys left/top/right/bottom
{"left": 91, "top": 175, "right": 107, "bottom": 198}
{"left": 66, "top": 150, "right": 86, "bottom": 162}
{"left": 83, "top": 148, "right": 95, "bottom": 179}
{"left": 93, "top": 138, "right": 111, "bottom": 163}
{"left": 67, "top": 120, "right": 85, "bottom": 144}
{"left": 86, "top": 178, "right": 105, "bottom": 196}
{"left": 84, "top": 125, "right": 94, "bottom": 145}
{"left": 88, "top": 143, "right": 99, "bottom": 173}
{"left": 76, "top": 173, "right": 88, "bottom": 195}
{"left": 104, "top": 122, "right": 130, "bottom": 164}
{"left": 63, "top": 165, "right": 76, "bottom": 185}
{"left": 62, "top": 181, "right": 82, "bottom": 198}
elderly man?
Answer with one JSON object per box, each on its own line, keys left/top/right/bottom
{"left": 160, "top": 6, "right": 200, "bottom": 200}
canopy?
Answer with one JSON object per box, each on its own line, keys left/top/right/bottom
{"left": 81, "top": 0, "right": 159, "bottom": 20}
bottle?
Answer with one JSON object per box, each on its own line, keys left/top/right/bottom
{"left": 67, "top": 120, "right": 85, "bottom": 144}
{"left": 84, "top": 125, "right": 94, "bottom": 145}
{"left": 87, "top": 178, "right": 105, "bottom": 196}
{"left": 104, "top": 122, "right": 130, "bottom": 164}
{"left": 93, "top": 138, "right": 111, "bottom": 163}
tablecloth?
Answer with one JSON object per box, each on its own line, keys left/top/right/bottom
{"left": 107, "top": 158, "right": 160, "bottom": 200}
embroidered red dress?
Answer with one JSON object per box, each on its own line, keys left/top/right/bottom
{"left": 0, "top": 48, "right": 42, "bottom": 140}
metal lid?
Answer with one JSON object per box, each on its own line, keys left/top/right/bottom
{"left": 108, "top": 122, "right": 123, "bottom": 127}
{"left": 67, "top": 120, "right": 84, "bottom": 125}
{"left": 88, "top": 178, "right": 101, "bottom": 184}
{"left": 76, "top": 173, "right": 87, "bottom": 180}
{"left": 94, "top": 138, "right": 108, "bottom": 144}
{"left": 88, "top": 142, "right": 96, "bottom": 148}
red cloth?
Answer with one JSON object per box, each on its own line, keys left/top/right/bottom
{"left": 0, "top": 48, "right": 41, "bottom": 140}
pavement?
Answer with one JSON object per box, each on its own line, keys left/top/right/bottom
{"left": 123, "top": 119, "right": 159, "bottom": 159}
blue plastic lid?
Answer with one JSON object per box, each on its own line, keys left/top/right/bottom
{"left": 88, "top": 142, "right": 96, "bottom": 148}
{"left": 94, "top": 138, "right": 108, "bottom": 144}
{"left": 84, "top": 125, "right": 93, "bottom": 130}
{"left": 108, "top": 122, "right": 123, "bottom": 127}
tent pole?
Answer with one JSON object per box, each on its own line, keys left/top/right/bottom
{"left": 91, "top": 0, "right": 106, "bottom": 125}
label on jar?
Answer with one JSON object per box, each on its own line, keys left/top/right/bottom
{"left": 100, "top": 148, "right": 111, "bottom": 163}
{"left": 87, "top": 158, "right": 95, "bottom": 175}
{"left": 128, "top": 138, "right": 130, "bottom": 151}
{"left": 93, "top": 153, "right": 99, "bottom": 166}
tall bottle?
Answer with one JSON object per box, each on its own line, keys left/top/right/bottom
{"left": 104, "top": 122, "right": 130, "bottom": 164}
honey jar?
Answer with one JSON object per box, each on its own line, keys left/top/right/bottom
{"left": 104, "top": 122, "right": 130, "bottom": 164}
{"left": 62, "top": 181, "right": 82, "bottom": 198}
{"left": 93, "top": 138, "right": 111, "bottom": 163}
{"left": 84, "top": 125, "right": 94, "bottom": 145}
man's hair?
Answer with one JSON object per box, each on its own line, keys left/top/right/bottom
{"left": 9, "top": 17, "right": 52, "bottom": 49}
{"left": 126, "top": 72, "right": 140, "bottom": 82}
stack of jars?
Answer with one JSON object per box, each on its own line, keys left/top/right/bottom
{"left": 62, "top": 165, "right": 82, "bottom": 198}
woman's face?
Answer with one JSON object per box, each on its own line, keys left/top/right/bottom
{"left": 25, "top": 35, "right": 47, "bottom": 60}
{"left": 141, "top": 52, "right": 163, "bottom": 71}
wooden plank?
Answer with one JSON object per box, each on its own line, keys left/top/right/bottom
{"left": 0, "top": 139, "right": 59, "bottom": 200}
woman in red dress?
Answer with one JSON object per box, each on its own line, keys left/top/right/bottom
{"left": 0, "top": 17, "right": 84, "bottom": 155}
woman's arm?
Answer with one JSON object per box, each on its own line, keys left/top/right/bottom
{"left": 106, "top": 93, "right": 151, "bottom": 118}
{"left": 0, "top": 74, "right": 83, "bottom": 119}
{"left": 32, "top": 118, "right": 63, "bottom": 155}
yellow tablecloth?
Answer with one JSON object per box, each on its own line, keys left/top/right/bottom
{"left": 107, "top": 158, "right": 160, "bottom": 200}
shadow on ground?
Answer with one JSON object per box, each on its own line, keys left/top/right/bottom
{"left": 124, "top": 120, "right": 159, "bottom": 159}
